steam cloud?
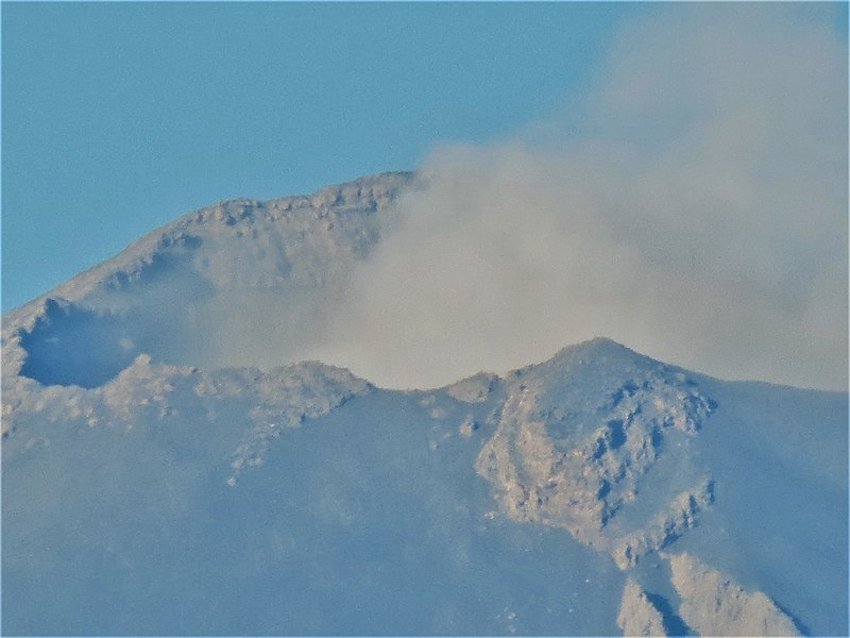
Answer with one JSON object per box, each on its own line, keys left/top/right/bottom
{"left": 309, "top": 5, "right": 847, "bottom": 391}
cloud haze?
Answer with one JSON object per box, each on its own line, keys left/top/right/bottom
{"left": 310, "top": 5, "right": 847, "bottom": 391}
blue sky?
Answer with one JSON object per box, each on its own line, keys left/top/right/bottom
{"left": 2, "top": 2, "right": 651, "bottom": 312}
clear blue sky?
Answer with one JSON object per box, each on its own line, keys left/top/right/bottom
{"left": 2, "top": 2, "right": 649, "bottom": 312}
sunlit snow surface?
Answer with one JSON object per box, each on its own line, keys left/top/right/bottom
{"left": 2, "top": 175, "right": 847, "bottom": 636}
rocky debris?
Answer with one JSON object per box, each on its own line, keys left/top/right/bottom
{"left": 667, "top": 552, "right": 798, "bottom": 636}
{"left": 99, "top": 354, "right": 196, "bottom": 424}
{"left": 226, "top": 362, "right": 371, "bottom": 484}
{"left": 617, "top": 579, "right": 667, "bottom": 637}
{"left": 475, "top": 340, "right": 716, "bottom": 560}
{"left": 459, "top": 414, "right": 478, "bottom": 438}
{"left": 611, "top": 479, "right": 714, "bottom": 570}
{"left": 2, "top": 351, "right": 371, "bottom": 481}
{"left": 446, "top": 372, "right": 499, "bottom": 404}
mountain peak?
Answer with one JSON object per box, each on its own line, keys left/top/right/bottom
{"left": 553, "top": 336, "right": 642, "bottom": 364}
{"left": 1, "top": 171, "right": 846, "bottom": 636}
{"left": 509, "top": 337, "right": 667, "bottom": 386}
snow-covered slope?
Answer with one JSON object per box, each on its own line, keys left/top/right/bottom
{"left": 2, "top": 174, "right": 847, "bottom": 636}
{"left": 2, "top": 171, "right": 413, "bottom": 387}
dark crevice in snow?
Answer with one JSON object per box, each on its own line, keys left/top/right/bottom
{"left": 645, "top": 591, "right": 694, "bottom": 636}
{"left": 775, "top": 600, "right": 811, "bottom": 636}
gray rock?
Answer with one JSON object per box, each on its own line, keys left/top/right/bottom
{"left": 611, "top": 479, "right": 714, "bottom": 570}
{"left": 668, "top": 552, "right": 798, "bottom": 636}
{"left": 617, "top": 579, "right": 667, "bottom": 637}
{"left": 475, "top": 340, "right": 716, "bottom": 560}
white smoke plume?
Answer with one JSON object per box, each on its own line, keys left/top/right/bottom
{"left": 309, "top": 5, "right": 847, "bottom": 391}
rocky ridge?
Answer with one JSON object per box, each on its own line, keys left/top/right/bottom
{"left": 617, "top": 579, "right": 667, "bottom": 637}
{"left": 475, "top": 339, "right": 716, "bottom": 569}
{"left": 2, "top": 173, "right": 414, "bottom": 420}
{"left": 668, "top": 552, "right": 799, "bottom": 636}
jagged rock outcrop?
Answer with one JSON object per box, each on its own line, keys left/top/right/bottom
{"left": 475, "top": 339, "right": 716, "bottom": 565}
{"left": 617, "top": 579, "right": 667, "bottom": 637}
{"left": 446, "top": 372, "right": 499, "bottom": 404}
{"left": 667, "top": 552, "right": 798, "bottom": 636}
{"left": 612, "top": 479, "right": 714, "bottom": 570}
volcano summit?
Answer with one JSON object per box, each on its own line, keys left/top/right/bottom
{"left": 2, "top": 174, "right": 846, "bottom": 636}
